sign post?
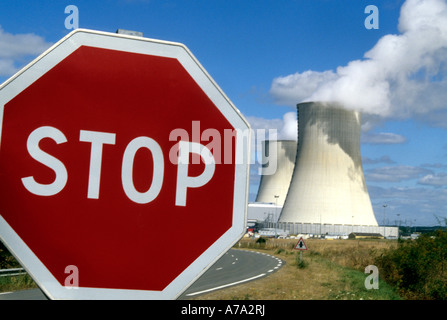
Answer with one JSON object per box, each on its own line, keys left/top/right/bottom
{"left": 293, "top": 237, "right": 308, "bottom": 264}
{"left": 0, "top": 29, "right": 250, "bottom": 299}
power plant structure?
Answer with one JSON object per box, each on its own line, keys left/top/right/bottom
{"left": 255, "top": 140, "right": 297, "bottom": 206}
{"left": 250, "top": 101, "right": 398, "bottom": 238}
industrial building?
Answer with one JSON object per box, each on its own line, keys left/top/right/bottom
{"left": 255, "top": 140, "right": 296, "bottom": 206}
{"left": 250, "top": 101, "right": 398, "bottom": 238}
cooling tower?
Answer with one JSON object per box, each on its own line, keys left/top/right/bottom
{"left": 255, "top": 140, "right": 297, "bottom": 206}
{"left": 279, "top": 102, "right": 378, "bottom": 226}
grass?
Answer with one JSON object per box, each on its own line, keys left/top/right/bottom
{"left": 191, "top": 238, "right": 401, "bottom": 300}
{"left": 0, "top": 274, "right": 37, "bottom": 293}
{"left": 319, "top": 255, "right": 400, "bottom": 300}
{"left": 0, "top": 237, "right": 402, "bottom": 299}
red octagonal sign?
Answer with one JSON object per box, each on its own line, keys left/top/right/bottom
{"left": 0, "top": 29, "right": 250, "bottom": 299}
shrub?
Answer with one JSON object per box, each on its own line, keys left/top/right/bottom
{"left": 295, "top": 252, "right": 307, "bottom": 269}
{"left": 375, "top": 230, "right": 447, "bottom": 299}
{"left": 0, "top": 242, "right": 20, "bottom": 269}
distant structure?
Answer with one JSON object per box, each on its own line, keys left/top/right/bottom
{"left": 255, "top": 140, "right": 297, "bottom": 206}
{"left": 279, "top": 102, "right": 378, "bottom": 227}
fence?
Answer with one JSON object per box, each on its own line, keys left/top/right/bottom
{"left": 263, "top": 221, "right": 399, "bottom": 238}
{"left": 0, "top": 268, "right": 26, "bottom": 278}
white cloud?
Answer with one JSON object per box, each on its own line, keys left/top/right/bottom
{"left": 0, "top": 59, "right": 17, "bottom": 76}
{"left": 361, "top": 132, "right": 407, "bottom": 144}
{"left": 269, "top": 0, "right": 447, "bottom": 123}
{"left": 365, "top": 165, "right": 432, "bottom": 182}
{"left": 0, "top": 27, "right": 52, "bottom": 76}
{"left": 246, "top": 111, "right": 298, "bottom": 141}
{"left": 270, "top": 70, "right": 337, "bottom": 106}
{"left": 368, "top": 185, "right": 447, "bottom": 225}
{"left": 278, "top": 111, "right": 297, "bottom": 141}
{"left": 421, "top": 163, "right": 447, "bottom": 169}
{"left": 362, "top": 155, "right": 395, "bottom": 165}
{"left": 418, "top": 172, "right": 447, "bottom": 186}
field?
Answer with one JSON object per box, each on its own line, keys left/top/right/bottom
{"left": 3, "top": 233, "right": 446, "bottom": 300}
{"left": 0, "top": 273, "right": 36, "bottom": 293}
{"left": 191, "top": 237, "right": 401, "bottom": 300}
{"left": 1, "top": 238, "right": 401, "bottom": 299}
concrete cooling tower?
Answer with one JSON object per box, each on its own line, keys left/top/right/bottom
{"left": 279, "top": 102, "right": 378, "bottom": 226}
{"left": 255, "top": 140, "right": 296, "bottom": 206}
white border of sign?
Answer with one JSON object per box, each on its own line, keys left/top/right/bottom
{"left": 293, "top": 237, "right": 308, "bottom": 251}
{"left": 0, "top": 29, "right": 251, "bottom": 299}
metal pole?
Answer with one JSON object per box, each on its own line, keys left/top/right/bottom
{"left": 274, "top": 195, "right": 279, "bottom": 238}
{"left": 319, "top": 213, "right": 322, "bottom": 237}
{"left": 352, "top": 215, "right": 354, "bottom": 234}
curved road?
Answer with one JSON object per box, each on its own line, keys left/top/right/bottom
{"left": 0, "top": 249, "right": 283, "bottom": 300}
{"left": 179, "top": 248, "right": 284, "bottom": 299}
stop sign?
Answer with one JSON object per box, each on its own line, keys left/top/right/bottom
{"left": 0, "top": 29, "right": 250, "bottom": 299}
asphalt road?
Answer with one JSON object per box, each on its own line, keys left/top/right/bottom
{"left": 0, "top": 248, "right": 283, "bottom": 300}
{"left": 178, "top": 248, "right": 284, "bottom": 299}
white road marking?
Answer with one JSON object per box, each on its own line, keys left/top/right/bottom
{"left": 186, "top": 273, "right": 267, "bottom": 296}
{"left": 185, "top": 250, "right": 284, "bottom": 297}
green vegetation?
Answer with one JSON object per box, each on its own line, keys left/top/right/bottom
{"left": 1, "top": 242, "right": 38, "bottom": 292}
{"left": 2, "top": 232, "right": 446, "bottom": 299}
{"left": 200, "top": 235, "right": 445, "bottom": 300}
{"left": 195, "top": 238, "right": 402, "bottom": 300}
{"left": 295, "top": 252, "right": 308, "bottom": 269}
{"left": 0, "top": 242, "right": 20, "bottom": 269}
{"left": 0, "top": 273, "right": 36, "bottom": 293}
{"left": 296, "top": 241, "right": 401, "bottom": 300}
{"left": 325, "top": 262, "right": 401, "bottom": 300}
{"left": 375, "top": 230, "right": 447, "bottom": 300}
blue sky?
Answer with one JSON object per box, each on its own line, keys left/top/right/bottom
{"left": 1, "top": 0, "right": 447, "bottom": 226}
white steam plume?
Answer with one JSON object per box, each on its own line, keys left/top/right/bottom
{"left": 270, "top": 0, "right": 447, "bottom": 120}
